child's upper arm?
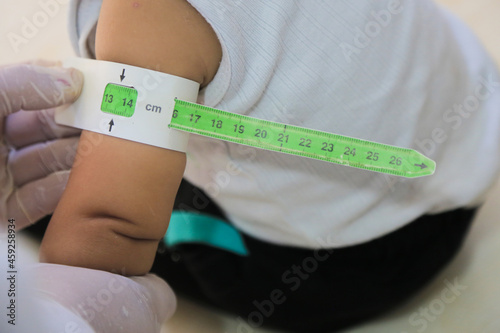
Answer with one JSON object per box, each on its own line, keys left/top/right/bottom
{"left": 39, "top": 0, "right": 221, "bottom": 276}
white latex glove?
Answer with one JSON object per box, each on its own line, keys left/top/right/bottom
{"left": 0, "top": 60, "right": 83, "bottom": 230}
{"left": 0, "top": 263, "right": 176, "bottom": 333}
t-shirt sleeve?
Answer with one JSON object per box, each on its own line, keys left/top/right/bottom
{"left": 68, "top": 0, "right": 101, "bottom": 59}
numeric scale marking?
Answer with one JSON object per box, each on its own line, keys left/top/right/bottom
{"left": 170, "top": 100, "right": 435, "bottom": 178}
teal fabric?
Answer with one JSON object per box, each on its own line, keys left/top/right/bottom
{"left": 164, "top": 211, "right": 249, "bottom": 256}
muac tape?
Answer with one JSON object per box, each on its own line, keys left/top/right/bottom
{"left": 55, "top": 57, "right": 200, "bottom": 151}
{"left": 57, "top": 57, "right": 435, "bottom": 178}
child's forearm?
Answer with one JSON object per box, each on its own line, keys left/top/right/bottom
{"left": 39, "top": 0, "right": 221, "bottom": 276}
{"left": 40, "top": 133, "right": 187, "bottom": 275}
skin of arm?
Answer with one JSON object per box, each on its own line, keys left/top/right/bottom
{"left": 39, "top": 0, "right": 221, "bottom": 276}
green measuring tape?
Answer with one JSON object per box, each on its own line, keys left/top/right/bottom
{"left": 170, "top": 100, "right": 436, "bottom": 178}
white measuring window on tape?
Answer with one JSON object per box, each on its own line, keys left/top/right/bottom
{"left": 55, "top": 57, "right": 200, "bottom": 151}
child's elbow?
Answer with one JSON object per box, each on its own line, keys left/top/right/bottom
{"left": 39, "top": 215, "right": 165, "bottom": 276}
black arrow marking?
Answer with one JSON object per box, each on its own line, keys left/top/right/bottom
{"left": 109, "top": 119, "right": 115, "bottom": 132}
{"left": 414, "top": 163, "right": 428, "bottom": 169}
{"left": 120, "top": 69, "right": 126, "bottom": 82}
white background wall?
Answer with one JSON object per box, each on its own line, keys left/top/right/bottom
{"left": 0, "top": 0, "right": 75, "bottom": 65}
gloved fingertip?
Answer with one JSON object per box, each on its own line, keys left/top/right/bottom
{"left": 47, "top": 67, "right": 84, "bottom": 104}
{"left": 131, "top": 274, "right": 178, "bottom": 323}
{"left": 63, "top": 67, "right": 85, "bottom": 99}
{"left": 30, "top": 59, "right": 62, "bottom": 68}
{"left": 150, "top": 274, "right": 178, "bottom": 320}
{"left": 69, "top": 68, "right": 84, "bottom": 88}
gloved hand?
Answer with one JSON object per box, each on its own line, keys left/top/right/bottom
{"left": 2, "top": 263, "right": 176, "bottom": 333}
{"left": 0, "top": 61, "right": 177, "bottom": 332}
{"left": 0, "top": 60, "right": 83, "bottom": 230}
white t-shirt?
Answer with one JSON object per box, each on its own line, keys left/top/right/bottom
{"left": 69, "top": 0, "right": 500, "bottom": 249}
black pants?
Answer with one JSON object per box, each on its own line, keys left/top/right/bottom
{"left": 26, "top": 180, "right": 477, "bottom": 333}
{"left": 151, "top": 180, "right": 476, "bottom": 333}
